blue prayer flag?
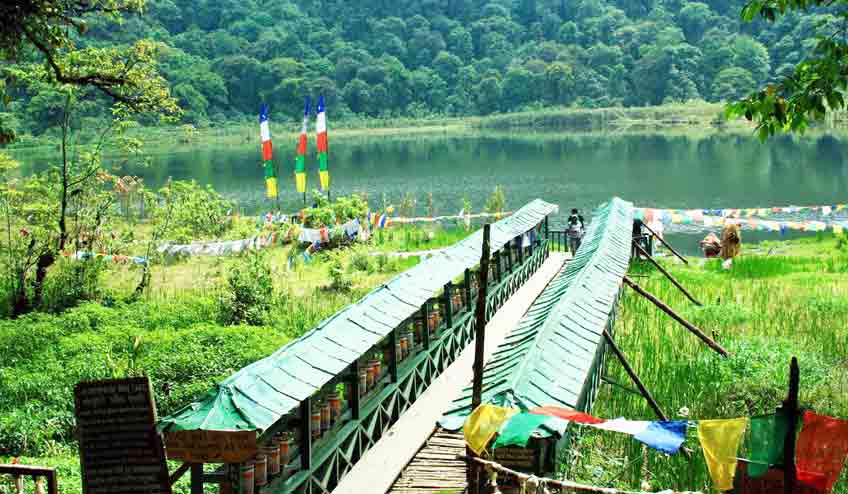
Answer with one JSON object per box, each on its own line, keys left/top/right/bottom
{"left": 633, "top": 421, "right": 687, "bottom": 455}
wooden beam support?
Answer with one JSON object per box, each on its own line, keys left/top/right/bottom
{"left": 632, "top": 241, "right": 702, "bottom": 306}
{"left": 351, "top": 360, "right": 361, "bottom": 420}
{"left": 389, "top": 329, "right": 399, "bottom": 383}
{"left": 464, "top": 269, "right": 472, "bottom": 310}
{"left": 421, "top": 304, "right": 430, "bottom": 350}
{"left": 603, "top": 329, "right": 669, "bottom": 422}
{"left": 623, "top": 276, "right": 729, "bottom": 357}
{"left": 639, "top": 221, "right": 688, "bottom": 265}
{"left": 190, "top": 463, "right": 204, "bottom": 494}
{"left": 443, "top": 281, "right": 454, "bottom": 329}
{"left": 299, "top": 398, "right": 312, "bottom": 471}
{"left": 169, "top": 462, "right": 191, "bottom": 485}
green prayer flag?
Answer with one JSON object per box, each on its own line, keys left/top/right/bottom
{"left": 492, "top": 413, "right": 551, "bottom": 449}
{"left": 748, "top": 413, "right": 789, "bottom": 478}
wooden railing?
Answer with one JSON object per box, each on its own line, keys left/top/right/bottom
{"left": 0, "top": 464, "right": 58, "bottom": 494}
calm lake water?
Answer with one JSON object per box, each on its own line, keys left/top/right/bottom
{"left": 16, "top": 131, "right": 848, "bottom": 251}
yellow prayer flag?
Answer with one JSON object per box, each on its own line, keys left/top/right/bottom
{"left": 697, "top": 418, "right": 748, "bottom": 491}
{"left": 463, "top": 404, "right": 518, "bottom": 455}
{"left": 266, "top": 177, "right": 278, "bottom": 199}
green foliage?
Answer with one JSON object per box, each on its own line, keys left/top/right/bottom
{"left": 218, "top": 252, "right": 273, "bottom": 326}
{"left": 39, "top": 258, "right": 105, "bottom": 314}
{"left": 326, "top": 250, "right": 353, "bottom": 292}
{"left": 155, "top": 180, "right": 232, "bottom": 242}
{"left": 3, "top": 0, "right": 828, "bottom": 132}
{"left": 301, "top": 191, "right": 368, "bottom": 228}
{"left": 485, "top": 185, "right": 507, "bottom": 214}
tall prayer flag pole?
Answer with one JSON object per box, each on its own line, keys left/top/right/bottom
{"left": 295, "top": 97, "right": 310, "bottom": 205}
{"left": 316, "top": 95, "right": 330, "bottom": 199}
{"left": 259, "top": 104, "right": 278, "bottom": 200}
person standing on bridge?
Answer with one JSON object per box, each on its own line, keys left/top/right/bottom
{"left": 567, "top": 208, "right": 585, "bottom": 255}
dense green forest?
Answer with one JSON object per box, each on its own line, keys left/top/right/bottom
{"left": 2, "top": 0, "right": 833, "bottom": 134}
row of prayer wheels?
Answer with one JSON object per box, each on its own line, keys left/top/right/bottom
{"left": 237, "top": 433, "right": 295, "bottom": 494}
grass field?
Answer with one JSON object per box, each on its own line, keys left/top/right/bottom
{"left": 568, "top": 235, "right": 848, "bottom": 493}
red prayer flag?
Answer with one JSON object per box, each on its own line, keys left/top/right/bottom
{"left": 529, "top": 406, "right": 606, "bottom": 424}
{"left": 796, "top": 411, "right": 848, "bottom": 491}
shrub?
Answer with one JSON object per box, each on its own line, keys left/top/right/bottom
{"left": 326, "top": 250, "right": 352, "bottom": 291}
{"left": 218, "top": 253, "right": 273, "bottom": 325}
{"left": 40, "top": 257, "right": 106, "bottom": 314}
{"left": 349, "top": 247, "right": 373, "bottom": 273}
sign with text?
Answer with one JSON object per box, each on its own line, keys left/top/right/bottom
{"left": 74, "top": 377, "right": 171, "bottom": 494}
{"left": 164, "top": 430, "right": 257, "bottom": 463}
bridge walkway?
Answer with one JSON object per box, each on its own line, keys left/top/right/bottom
{"left": 332, "top": 253, "right": 568, "bottom": 494}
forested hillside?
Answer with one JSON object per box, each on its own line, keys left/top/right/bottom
{"left": 7, "top": 0, "right": 832, "bottom": 131}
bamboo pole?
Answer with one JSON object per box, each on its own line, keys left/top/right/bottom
{"left": 640, "top": 221, "right": 688, "bottom": 265}
{"left": 781, "top": 357, "right": 800, "bottom": 494}
{"left": 623, "top": 276, "right": 729, "bottom": 357}
{"left": 632, "top": 241, "right": 702, "bottom": 306}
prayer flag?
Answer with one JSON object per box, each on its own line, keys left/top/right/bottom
{"left": 259, "top": 104, "right": 277, "bottom": 199}
{"left": 529, "top": 407, "right": 606, "bottom": 425}
{"left": 633, "top": 421, "right": 688, "bottom": 455}
{"left": 748, "top": 413, "right": 790, "bottom": 479}
{"left": 592, "top": 418, "right": 650, "bottom": 435}
{"left": 316, "top": 95, "right": 330, "bottom": 190}
{"left": 295, "top": 97, "right": 310, "bottom": 193}
{"left": 492, "top": 413, "right": 551, "bottom": 449}
{"left": 464, "top": 405, "right": 518, "bottom": 455}
{"left": 697, "top": 418, "right": 748, "bottom": 491}
{"left": 795, "top": 411, "right": 848, "bottom": 491}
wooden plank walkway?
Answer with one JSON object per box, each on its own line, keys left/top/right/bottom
{"left": 389, "top": 430, "right": 466, "bottom": 494}
{"left": 332, "top": 253, "right": 568, "bottom": 494}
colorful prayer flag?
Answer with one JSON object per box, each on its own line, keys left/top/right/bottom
{"left": 316, "top": 95, "right": 330, "bottom": 190}
{"left": 259, "top": 104, "right": 277, "bottom": 199}
{"left": 633, "top": 421, "right": 688, "bottom": 455}
{"left": 697, "top": 418, "right": 748, "bottom": 491}
{"left": 295, "top": 97, "right": 310, "bottom": 193}
{"left": 464, "top": 405, "right": 518, "bottom": 455}
{"left": 492, "top": 413, "right": 552, "bottom": 449}
{"left": 748, "top": 413, "right": 790, "bottom": 479}
{"left": 529, "top": 406, "right": 606, "bottom": 425}
{"left": 795, "top": 411, "right": 848, "bottom": 491}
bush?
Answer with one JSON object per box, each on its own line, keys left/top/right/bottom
{"left": 218, "top": 253, "right": 274, "bottom": 325}
{"left": 40, "top": 257, "right": 106, "bottom": 314}
{"left": 326, "top": 250, "right": 353, "bottom": 291}
{"left": 349, "top": 247, "right": 373, "bottom": 273}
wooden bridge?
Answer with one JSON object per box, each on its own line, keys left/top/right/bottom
{"left": 158, "top": 199, "right": 562, "bottom": 494}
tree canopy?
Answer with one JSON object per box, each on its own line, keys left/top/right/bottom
{"left": 0, "top": 0, "right": 838, "bottom": 134}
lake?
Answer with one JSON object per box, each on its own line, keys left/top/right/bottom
{"left": 16, "top": 130, "right": 848, "bottom": 252}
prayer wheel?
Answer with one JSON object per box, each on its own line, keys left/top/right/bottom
{"left": 254, "top": 453, "right": 267, "bottom": 487}
{"left": 311, "top": 406, "right": 322, "bottom": 440}
{"left": 264, "top": 443, "right": 281, "bottom": 476}
{"left": 328, "top": 393, "right": 342, "bottom": 424}
{"left": 399, "top": 336, "right": 408, "bottom": 359}
{"left": 320, "top": 401, "right": 331, "bottom": 434}
{"left": 358, "top": 368, "right": 367, "bottom": 395}
{"left": 240, "top": 462, "right": 255, "bottom": 494}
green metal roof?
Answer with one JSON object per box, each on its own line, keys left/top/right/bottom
{"left": 443, "top": 197, "right": 633, "bottom": 421}
{"left": 158, "top": 199, "right": 559, "bottom": 434}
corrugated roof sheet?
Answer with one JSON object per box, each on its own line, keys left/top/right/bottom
{"left": 158, "top": 199, "right": 559, "bottom": 433}
{"left": 444, "top": 197, "right": 633, "bottom": 419}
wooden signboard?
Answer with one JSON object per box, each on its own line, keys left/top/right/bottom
{"left": 164, "top": 430, "right": 257, "bottom": 463}
{"left": 74, "top": 377, "right": 172, "bottom": 494}
{"left": 735, "top": 462, "right": 825, "bottom": 494}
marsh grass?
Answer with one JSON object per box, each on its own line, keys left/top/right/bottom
{"left": 568, "top": 240, "right": 848, "bottom": 493}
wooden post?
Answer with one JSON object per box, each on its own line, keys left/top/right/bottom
{"left": 544, "top": 216, "right": 549, "bottom": 238}
{"left": 443, "top": 282, "right": 454, "bottom": 329}
{"left": 190, "top": 463, "right": 204, "bottom": 494}
{"left": 516, "top": 236, "right": 524, "bottom": 265}
{"left": 632, "top": 241, "right": 702, "bottom": 306}
{"left": 640, "top": 221, "right": 688, "bottom": 265}
{"left": 389, "top": 330, "right": 399, "bottom": 382}
{"left": 603, "top": 329, "right": 669, "bottom": 421}
{"left": 494, "top": 251, "right": 502, "bottom": 283}
{"left": 351, "top": 361, "right": 361, "bottom": 420}
{"left": 781, "top": 357, "right": 800, "bottom": 494}
{"left": 623, "top": 276, "right": 729, "bottom": 357}
{"left": 421, "top": 304, "right": 430, "bottom": 349}
{"left": 506, "top": 243, "right": 513, "bottom": 273}
{"left": 464, "top": 269, "right": 472, "bottom": 309}
{"left": 469, "top": 224, "right": 492, "bottom": 494}
{"left": 300, "top": 398, "right": 312, "bottom": 471}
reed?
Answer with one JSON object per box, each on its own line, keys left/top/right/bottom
{"left": 567, "top": 241, "right": 848, "bottom": 493}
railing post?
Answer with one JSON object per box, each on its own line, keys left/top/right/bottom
{"left": 350, "top": 361, "right": 361, "bottom": 419}
{"left": 506, "top": 244, "right": 513, "bottom": 273}
{"left": 544, "top": 216, "right": 549, "bottom": 238}
{"left": 389, "top": 330, "right": 399, "bottom": 382}
{"left": 421, "top": 304, "right": 430, "bottom": 349}
{"left": 191, "top": 464, "right": 204, "bottom": 494}
{"left": 516, "top": 236, "right": 524, "bottom": 265}
{"left": 464, "top": 269, "right": 472, "bottom": 309}
{"left": 493, "top": 251, "right": 501, "bottom": 283}
{"left": 299, "top": 398, "right": 312, "bottom": 471}
{"left": 443, "top": 282, "right": 453, "bottom": 329}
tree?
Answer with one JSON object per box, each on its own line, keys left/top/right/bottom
{"left": 713, "top": 67, "right": 756, "bottom": 101}
{"left": 678, "top": 2, "right": 714, "bottom": 43}
{"left": 729, "top": 0, "right": 847, "bottom": 137}
{"left": 433, "top": 51, "right": 463, "bottom": 85}
{"left": 731, "top": 36, "right": 771, "bottom": 85}
{"left": 476, "top": 76, "right": 502, "bottom": 114}
{"left": 343, "top": 79, "right": 371, "bottom": 114}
